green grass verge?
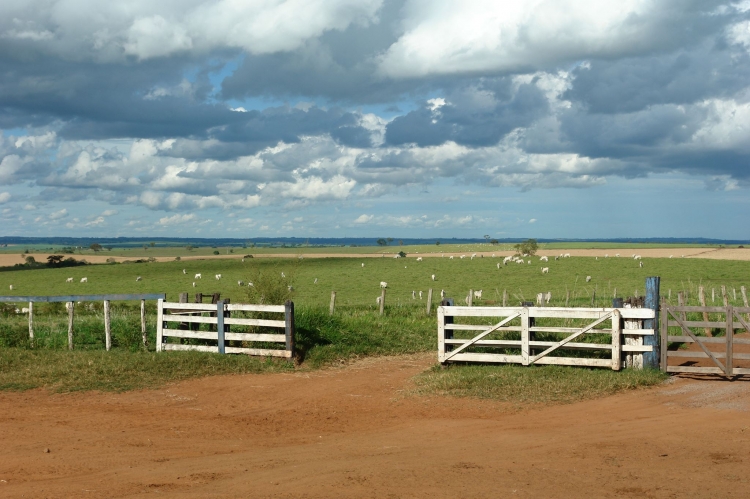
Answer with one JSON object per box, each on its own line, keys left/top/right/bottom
{"left": 413, "top": 364, "right": 668, "bottom": 404}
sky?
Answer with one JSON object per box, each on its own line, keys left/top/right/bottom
{"left": 0, "top": 0, "right": 749, "bottom": 240}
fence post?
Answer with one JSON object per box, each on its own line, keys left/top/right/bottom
{"left": 28, "top": 301, "right": 34, "bottom": 340}
{"left": 140, "top": 299, "right": 147, "bottom": 348}
{"left": 285, "top": 300, "right": 295, "bottom": 358}
{"left": 502, "top": 289, "right": 507, "bottom": 307}
{"left": 611, "top": 308, "right": 622, "bottom": 371}
{"left": 426, "top": 288, "right": 433, "bottom": 315}
{"left": 643, "top": 276, "right": 660, "bottom": 369}
{"left": 468, "top": 289, "right": 473, "bottom": 307}
{"left": 379, "top": 288, "right": 386, "bottom": 316}
{"left": 329, "top": 291, "right": 336, "bottom": 315}
{"left": 216, "top": 300, "right": 225, "bottom": 354}
{"left": 660, "top": 298, "right": 668, "bottom": 372}
{"left": 722, "top": 285, "right": 728, "bottom": 307}
{"left": 67, "top": 301, "right": 74, "bottom": 350}
{"left": 156, "top": 298, "right": 164, "bottom": 352}
{"left": 726, "top": 305, "right": 733, "bottom": 377}
{"left": 565, "top": 290, "right": 570, "bottom": 307}
{"left": 437, "top": 305, "right": 446, "bottom": 363}
{"left": 699, "top": 286, "right": 710, "bottom": 336}
{"left": 521, "top": 306, "right": 530, "bottom": 366}
{"left": 104, "top": 300, "right": 112, "bottom": 351}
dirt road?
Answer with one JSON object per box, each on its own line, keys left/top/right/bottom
{"left": 1, "top": 354, "right": 749, "bottom": 498}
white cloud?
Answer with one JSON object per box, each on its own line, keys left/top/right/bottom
{"left": 529, "top": 218, "right": 537, "bottom": 224}
{"left": 353, "top": 214, "right": 373, "bottom": 224}
{"left": 49, "top": 208, "right": 68, "bottom": 220}
{"left": 158, "top": 213, "right": 196, "bottom": 226}
{"left": 101, "top": 209, "right": 118, "bottom": 216}
{"left": 0, "top": 192, "right": 10, "bottom": 204}
{"left": 378, "top": 0, "right": 673, "bottom": 78}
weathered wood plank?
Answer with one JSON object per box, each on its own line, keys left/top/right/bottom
{"left": 104, "top": 300, "right": 111, "bottom": 352}
{"left": 226, "top": 304, "right": 286, "bottom": 313}
{"left": 667, "top": 335, "right": 750, "bottom": 345}
{"left": 437, "top": 306, "right": 446, "bottom": 363}
{"left": 668, "top": 310, "right": 725, "bottom": 372}
{"left": 667, "top": 351, "right": 750, "bottom": 360}
{"left": 444, "top": 312, "right": 523, "bottom": 361}
{"left": 443, "top": 353, "right": 524, "bottom": 364}
{"left": 67, "top": 301, "right": 74, "bottom": 351}
{"left": 533, "top": 357, "right": 613, "bottom": 367}
{"left": 726, "top": 305, "right": 733, "bottom": 376}
{"left": 667, "top": 320, "right": 726, "bottom": 328}
{"left": 530, "top": 312, "right": 613, "bottom": 364}
{"left": 162, "top": 302, "right": 222, "bottom": 311}
{"left": 156, "top": 298, "right": 164, "bottom": 352}
{"left": 444, "top": 324, "right": 523, "bottom": 332}
{"left": 162, "top": 329, "right": 286, "bottom": 343}
{"left": 444, "top": 339, "right": 611, "bottom": 350}
{"left": 660, "top": 298, "right": 668, "bottom": 372}
{"left": 442, "top": 306, "right": 653, "bottom": 319}
{"left": 224, "top": 317, "right": 286, "bottom": 328}
{"left": 667, "top": 306, "right": 727, "bottom": 313}
{"left": 163, "top": 343, "right": 292, "bottom": 357}
{"left": 666, "top": 366, "right": 725, "bottom": 374}
{"left": 611, "top": 308, "right": 621, "bottom": 371}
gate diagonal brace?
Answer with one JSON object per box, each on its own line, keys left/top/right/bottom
{"left": 734, "top": 311, "right": 750, "bottom": 335}
{"left": 530, "top": 312, "right": 613, "bottom": 364}
{"left": 444, "top": 312, "right": 522, "bottom": 362}
{"left": 669, "top": 309, "right": 725, "bottom": 372}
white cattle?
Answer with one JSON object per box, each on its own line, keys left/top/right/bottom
{"left": 527, "top": 260, "right": 531, "bottom": 264}
{"left": 215, "top": 274, "right": 222, "bottom": 280}
{"left": 536, "top": 293, "right": 544, "bottom": 306}
{"left": 380, "top": 281, "right": 388, "bottom": 288}
{"left": 545, "top": 292, "right": 552, "bottom": 304}
{"left": 21, "top": 307, "right": 29, "bottom": 314}
{"left": 633, "top": 255, "right": 641, "bottom": 260}
{"left": 564, "top": 253, "right": 571, "bottom": 258}
{"left": 497, "top": 263, "right": 501, "bottom": 269}
{"left": 604, "top": 254, "right": 608, "bottom": 258}
{"left": 669, "top": 255, "right": 673, "bottom": 258}
{"left": 586, "top": 276, "right": 592, "bottom": 282}
{"left": 516, "top": 259, "right": 524, "bottom": 265}
{"left": 66, "top": 277, "right": 73, "bottom": 283}
{"left": 195, "top": 273, "right": 202, "bottom": 279}
{"left": 136, "top": 276, "right": 142, "bottom": 281}
{"left": 314, "top": 278, "right": 318, "bottom": 284}
{"left": 412, "top": 290, "right": 416, "bottom": 299}
{"left": 361, "top": 263, "right": 365, "bottom": 267}
{"left": 503, "top": 256, "right": 512, "bottom": 265}
{"left": 449, "top": 256, "right": 454, "bottom": 260}
{"left": 440, "top": 289, "right": 445, "bottom": 298}
{"left": 281, "top": 272, "right": 286, "bottom": 278}
{"left": 540, "top": 256, "right": 548, "bottom": 262}
{"left": 460, "top": 255, "right": 466, "bottom": 259}
{"left": 416, "top": 257, "right": 423, "bottom": 262}
{"left": 393, "top": 254, "right": 401, "bottom": 259}
{"left": 288, "top": 285, "right": 294, "bottom": 291}
{"left": 80, "top": 277, "right": 87, "bottom": 283}
{"left": 473, "top": 290, "right": 482, "bottom": 300}
{"left": 615, "top": 254, "right": 620, "bottom": 257}
{"left": 238, "top": 280, "right": 244, "bottom": 286}
{"left": 639, "top": 261, "right": 644, "bottom": 268}
{"left": 248, "top": 282, "right": 254, "bottom": 287}
{"left": 419, "top": 290, "right": 423, "bottom": 299}
{"left": 183, "top": 269, "right": 187, "bottom": 274}
{"left": 431, "top": 274, "right": 436, "bottom": 281}
{"left": 541, "top": 267, "right": 549, "bottom": 274}
{"left": 376, "top": 296, "right": 382, "bottom": 305}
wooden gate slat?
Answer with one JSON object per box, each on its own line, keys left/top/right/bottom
{"left": 443, "top": 312, "right": 522, "bottom": 362}
{"left": 530, "top": 312, "right": 613, "bottom": 364}
{"left": 667, "top": 309, "right": 725, "bottom": 373}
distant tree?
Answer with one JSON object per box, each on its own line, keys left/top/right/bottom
{"left": 47, "top": 255, "right": 65, "bottom": 267}
{"left": 376, "top": 238, "right": 387, "bottom": 246}
{"left": 149, "top": 242, "right": 155, "bottom": 247}
{"left": 435, "top": 241, "right": 441, "bottom": 245}
{"left": 484, "top": 235, "right": 490, "bottom": 243}
{"left": 490, "top": 239, "right": 499, "bottom": 245}
{"left": 186, "top": 245, "right": 194, "bottom": 251}
{"left": 25, "top": 256, "right": 36, "bottom": 265}
{"left": 386, "top": 237, "right": 394, "bottom": 245}
{"left": 514, "top": 239, "right": 539, "bottom": 256}
{"left": 398, "top": 250, "right": 407, "bottom": 258}
{"left": 399, "top": 240, "right": 403, "bottom": 246}
{"left": 213, "top": 250, "right": 220, "bottom": 255}
{"left": 89, "top": 243, "right": 103, "bottom": 252}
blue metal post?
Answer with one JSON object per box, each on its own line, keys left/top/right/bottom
{"left": 216, "top": 300, "right": 225, "bottom": 354}
{"left": 643, "top": 276, "right": 661, "bottom": 369}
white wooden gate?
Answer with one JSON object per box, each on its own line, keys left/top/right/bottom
{"left": 438, "top": 306, "right": 655, "bottom": 370}
{"left": 156, "top": 299, "right": 294, "bottom": 358}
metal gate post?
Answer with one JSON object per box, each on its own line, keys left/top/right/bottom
{"left": 643, "top": 276, "right": 660, "bottom": 369}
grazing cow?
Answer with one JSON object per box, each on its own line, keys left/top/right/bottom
{"left": 361, "top": 263, "right": 365, "bottom": 267}
{"left": 460, "top": 255, "right": 466, "bottom": 259}
{"left": 314, "top": 278, "right": 318, "bottom": 284}
{"left": 540, "top": 256, "right": 548, "bottom": 262}
{"left": 376, "top": 296, "right": 382, "bottom": 305}
{"left": 281, "top": 272, "right": 286, "bottom": 277}
{"left": 541, "top": 267, "right": 549, "bottom": 274}
{"left": 215, "top": 274, "right": 222, "bottom": 280}
{"left": 604, "top": 254, "right": 608, "bottom": 258}
{"left": 639, "top": 261, "right": 644, "bottom": 268}
{"left": 419, "top": 290, "right": 423, "bottom": 299}
{"left": 503, "top": 256, "right": 512, "bottom": 265}
{"left": 431, "top": 274, "right": 436, "bottom": 281}
{"left": 412, "top": 290, "right": 416, "bottom": 299}
{"left": 564, "top": 253, "right": 571, "bottom": 258}
{"left": 238, "top": 280, "right": 244, "bottom": 286}
{"left": 288, "top": 286, "right": 294, "bottom": 291}
{"left": 80, "top": 277, "right": 87, "bottom": 283}
{"left": 473, "top": 290, "right": 482, "bottom": 300}
{"left": 416, "top": 257, "right": 423, "bottom": 262}
{"left": 615, "top": 254, "right": 620, "bottom": 257}
{"left": 545, "top": 292, "right": 552, "bottom": 304}
{"left": 247, "top": 282, "right": 254, "bottom": 287}
{"left": 183, "top": 269, "right": 187, "bottom": 274}
{"left": 633, "top": 255, "right": 641, "bottom": 260}
{"left": 136, "top": 276, "right": 142, "bottom": 281}
{"left": 669, "top": 255, "right": 673, "bottom": 258}
{"left": 192, "top": 282, "right": 196, "bottom": 287}
{"left": 380, "top": 281, "right": 388, "bottom": 288}
{"left": 536, "top": 293, "right": 544, "bottom": 305}
{"left": 449, "top": 256, "right": 454, "bottom": 260}
{"left": 393, "top": 254, "right": 401, "bottom": 259}
{"left": 440, "top": 289, "right": 445, "bottom": 298}
{"left": 21, "top": 307, "right": 29, "bottom": 314}
{"left": 195, "top": 273, "right": 202, "bottom": 279}
{"left": 66, "top": 277, "right": 73, "bottom": 283}
{"left": 586, "top": 276, "right": 592, "bottom": 282}
{"left": 497, "top": 263, "right": 501, "bottom": 269}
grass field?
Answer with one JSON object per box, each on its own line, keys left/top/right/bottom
{"left": 1, "top": 252, "right": 748, "bottom": 308}
{"left": 0, "top": 246, "right": 747, "bottom": 396}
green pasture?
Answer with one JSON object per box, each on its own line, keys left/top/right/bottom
{"left": 0, "top": 254, "right": 748, "bottom": 308}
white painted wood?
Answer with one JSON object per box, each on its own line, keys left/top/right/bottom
{"left": 161, "top": 302, "right": 221, "bottom": 311}
{"left": 445, "top": 324, "right": 523, "bottom": 332}
{"left": 611, "top": 308, "right": 621, "bottom": 371}
{"left": 223, "top": 317, "right": 286, "bottom": 327}
{"left": 443, "top": 312, "right": 522, "bottom": 361}
{"left": 163, "top": 343, "right": 291, "bottom": 357}
{"left": 442, "top": 306, "right": 653, "bottom": 319}
{"left": 140, "top": 299, "right": 147, "bottom": 348}
{"left": 621, "top": 345, "right": 653, "bottom": 352}
{"left": 445, "top": 339, "right": 611, "bottom": 351}
{"left": 437, "top": 306, "right": 446, "bottom": 363}
{"left": 446, "top": 353, "right": 524, "bottom": 364}
{"left": 156, "top": 298, "right": 164, "bottom": 352}
{"left": 67, "top": 301, "right": 74, "bottom": 351}
{"left": 521, "top": 307, "right": 529, "bottom": 366}
{"left": 533, "top": 357, "right": 613, "bottom": 367}
{"left": 161, "top": 329, "right": 286, "bottom": 343}
{"left": 530, "top": 312, "right": 613, "bottom": 364}
{"left": 621, "top": 329, "right": 654, "bottom": 336}
{"left": 226, "top": 304, "right": 286, "bottom": 312}
{"left": 104, "top": 300, "right": 111, "bottom": 351}
{"left": 28, "top": 301, "right": 33, "bottom": 340}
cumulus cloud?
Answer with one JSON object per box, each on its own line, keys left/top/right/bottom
{"left": 0, "top": 192, "right": 10, "bottom": 203}
{"left": 48, "top": 208, "right": 68, "bottom": 220}
{"left": 353, "top": 214, "right": 373, "bottom": 224}
{"left": 158, "top": 213, "right": 196, "bottom": 226}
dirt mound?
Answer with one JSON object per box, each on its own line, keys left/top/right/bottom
{"left": 1, "top": 354, "right": 749, "bottom": 498}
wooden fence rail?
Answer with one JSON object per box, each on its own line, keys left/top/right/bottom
{"left": 660, "top": 303, "right": 750, "bottom": 377}
{"left": 156, "top": 299, "right": 295, "bottom": 358}
{"left": 438, "top": 306, "right": 655, "bottom": 370}
{"left": 0, "top": 293, "right": 165, "bottom": 350}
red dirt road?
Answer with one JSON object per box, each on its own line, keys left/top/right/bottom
{"left": 2, "top": 354, "right": 749, "bottom": 498}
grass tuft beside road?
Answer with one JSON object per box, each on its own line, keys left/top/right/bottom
{"left": 413, "top": 364, "right": 668, "bottom": 404}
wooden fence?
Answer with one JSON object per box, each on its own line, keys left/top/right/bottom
{"left": 0, "top": 293, "right": 165, "bottom": 350}
{"left": 660, "top": 303, "right": 750, "bottom": 376}
{"left": 156, "top": 299, "right": 295, "bottom": 358}
{"left": 438, "top": 306, "right": 655, "bottom": 370}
